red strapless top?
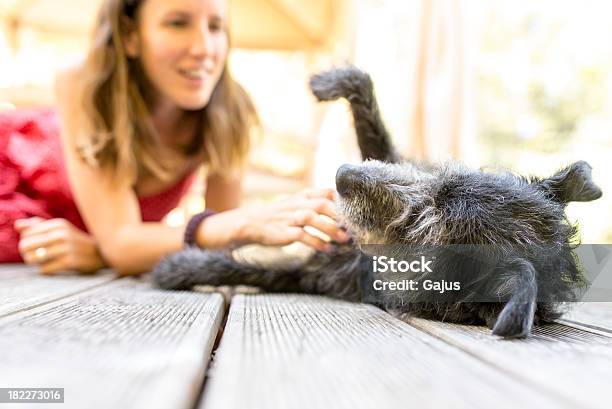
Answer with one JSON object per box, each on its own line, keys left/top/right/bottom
{"left": 0, "top": 108, "right": 195, "bottom": 262}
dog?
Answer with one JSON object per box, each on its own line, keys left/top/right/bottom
{"left": 152, "top": 66, "right": 602, "bottom": 338}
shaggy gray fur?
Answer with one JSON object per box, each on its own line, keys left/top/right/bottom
{"left": 152, "top": 66, "right": 602, "bottom": 338}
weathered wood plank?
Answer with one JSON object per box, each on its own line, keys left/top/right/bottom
{"left": 200, "top": 294, "right": 571, "bottom": 409}
{"left": 0, "top": 265, "right": 116, "bottom": 317}
{"left": 557, "top": 302, "right": 612, "bottom": 335}
{"left": 405, "top": 317, "right": 612, "bottom": 409}
{"left": 0, "top": 278, "right": 224, "bottom": 409}
{"left": 0, "top": 263, "right": 36, "bottom": 277}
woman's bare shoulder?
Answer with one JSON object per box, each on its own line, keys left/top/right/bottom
{"left": 54, "top": 60, "right": 87, "bottom": 146}
{"left": 54, "top": 59, "right": 85, "bottom": 101}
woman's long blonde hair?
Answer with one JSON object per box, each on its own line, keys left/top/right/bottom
{"left": 75, "top": 0, "right": 258, "bottom": 183}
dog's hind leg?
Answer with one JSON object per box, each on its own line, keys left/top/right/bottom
{"left": 151, "top": 248, "right": 303, "bottom": 292}
{"left": 533, "top": 160, "right": 602, "bottom": 203}
{"left": 309, "top": 66, "right": 402, "bottom": 163}
{"left": 492, "top": 258, "right": 538, "bottom": 338}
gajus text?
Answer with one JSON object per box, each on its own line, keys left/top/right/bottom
{"left": 373, "top": 279, "right": 461, "bottom": 294}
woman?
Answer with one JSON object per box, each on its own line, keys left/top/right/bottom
{"left": 0, "top": 0, "right": 348, "bottom": 275}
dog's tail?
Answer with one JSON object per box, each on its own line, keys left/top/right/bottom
{"left": 151, "top": 247, "right": 303, "bottom": 292}
{"left": 492, "top": 259, "right": 538, "bottom": 338}
{"left": 309, "top": 66, "right": 402, "bottom": 164}
{"left": 533, "top": 160, "right": 602, "bottom": 204}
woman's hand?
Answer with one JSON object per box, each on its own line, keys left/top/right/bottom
{"left": 203, "top": 188, "right": 350, "bottom": 252}
{"left": 15, "top": 217, "right": 107, "bottom": 275}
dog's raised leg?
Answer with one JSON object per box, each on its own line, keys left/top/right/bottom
{"left": 151, "top": 248, "right": 303, "bottom": 292}
{"left": 533, "top": 160, "right": 602, "bottom": 204}
{"left": 492, "top": 258, "right": 538, "bottom": 338}
{"left": 309, "top": 66, "right": 402, "bottom": 164}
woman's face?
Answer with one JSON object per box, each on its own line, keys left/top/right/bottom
{"left": 125, "top": 0, "right": 229, "bottom": 112}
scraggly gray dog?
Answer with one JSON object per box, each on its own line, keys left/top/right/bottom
{"left": 152, "top": 66, "right": 602, "bottom": 338}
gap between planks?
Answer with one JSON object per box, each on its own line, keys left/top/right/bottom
{"left": 199, "top": 294, "right": 577, "bottom": 409}
{"left": 556, "top": 302, "right": 612, "bottom": 336}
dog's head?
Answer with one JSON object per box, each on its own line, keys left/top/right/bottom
{"left": 335, "top": 159, "right": 438, "bottom": 245}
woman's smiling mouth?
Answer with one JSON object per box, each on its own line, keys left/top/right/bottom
{"left": 178, "top": 68, "right": 207, "bottom": 85}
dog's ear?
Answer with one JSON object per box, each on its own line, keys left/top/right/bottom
{"left": 534, "top": 161, "right": 602, "bottom": 203}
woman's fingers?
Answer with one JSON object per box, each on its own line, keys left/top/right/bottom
{"left": 14, "top": 217, "right": 102, "bottom": 274}
{"left": 306, "top": 198, "right": 338, "bottom": 220}
{"left": 283, "top": 197, "right": 337, "bottom": 220}
{"left": 14, "top": 217, "right": 46, "bottom": 233}
{"left": 237, "top": 189, "right": 349, "bottom": 251}
{"left": 20, "top": 247, "right": 40, "bottom": 265}
{"left": 17, "top": 218, "right": 69, "bottom": 237}
{"left": 291, "top": 209, "right": 349, "bottom": 243}
{"left": 287, "top": 190, "right": 349, "bottom": 244}
{"left": 39, "top": 255, "right": 71, "bottom": 275}
{"left": 17, "top": 219, "right": 70, "bottom": 266}
{"left": 286, "top": 227, "right": 333, "bottom": 252}
{"left": 21, "top": 242, "right": 67, "bottom": 265}
{"left": 18, "top": 228, "right": 68, "bottom": 255}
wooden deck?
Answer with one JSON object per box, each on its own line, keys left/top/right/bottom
{"left": 1, "top": 264, "right": 611, "bottom": 409}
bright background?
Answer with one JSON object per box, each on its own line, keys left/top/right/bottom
{"left": 1, "top": 0, "right": 611, "bottom": 242}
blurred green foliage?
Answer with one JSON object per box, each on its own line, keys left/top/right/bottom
{"left": 475, "top": 2, "right": 612, "bottom": 242}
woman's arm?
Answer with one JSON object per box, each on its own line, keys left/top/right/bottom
{"left": 195, "top": 188, "right": 350, "bottom": 251}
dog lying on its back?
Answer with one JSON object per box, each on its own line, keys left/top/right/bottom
{"left": 152, "top": 66, "right": 602, "bottom": 338}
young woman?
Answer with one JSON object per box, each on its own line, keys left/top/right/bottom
{"left": 0, "top": 0, "right": 349, "bottom": 275}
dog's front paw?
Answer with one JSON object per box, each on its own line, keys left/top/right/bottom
{"left": 492, "top": 301, "right": 535, "bottom": 339}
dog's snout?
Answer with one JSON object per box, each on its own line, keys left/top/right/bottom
{"left": 336, "top": 164, "right": 360, "bottom": 197}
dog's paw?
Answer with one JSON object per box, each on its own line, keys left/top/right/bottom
{"left": 492, "top": 300, "right": 535, "bottom": 339}
{"left": 564, "top": 160, "right": 603, "bottom": 202}
{"left": 309, "top": 66, "right": 372, "bottom": 102}
{"left": 309, "top": 72, "right": 345, "bottom": 101}
{"left": 539, "top": 160, "right": 603, "bottom": 203}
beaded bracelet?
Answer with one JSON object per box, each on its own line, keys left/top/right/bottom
{"left": 183, "top": 209, "right": 216, "bottom": 247}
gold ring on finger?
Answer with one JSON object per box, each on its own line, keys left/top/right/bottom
{"left": 34, "top": 247, "right": 48, "bottom": 263}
